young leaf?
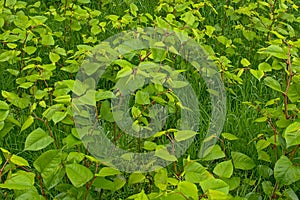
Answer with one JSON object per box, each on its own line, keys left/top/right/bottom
{"left": 24, "top": 128, "right": 54, "bottom": 151}
{"left": 21, "top": 116, "right": 34, "bottom": 132}
{"left": 174, "top": 130, "right": 198, "bottom": 142}
{"left": 10, "top": 155, "right": 29, "bottom": 166}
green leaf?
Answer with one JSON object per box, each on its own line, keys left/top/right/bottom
{"left": 241, "top": 58, "right": 250, "bottom": 67}
{"left": 256, "top": 139, "right": 270, "bottom": 151}
{"left": 130, "top": 3, "right": 138, "bottom": 17}
{"left": 250, "top": 69, "right": 264, "bottom": 81}
{"left": 184, "top": 162, "right": 213, "bottom": 183}
{"left": 116, "top": 66, "right": 132, "bottom": 79}
{"left": 155, "top": 147, "right": 177, "bottom": 162}
{"left": 201, "top": 145, "right": 225, "bottom": 161}
{"left": 5, "top": 0, "right": 16, "bottom": 7}
{"left": 33, "top": 150, "right": 62, "bottom": 177}
{"left": 24, "top": 46, "right": 37, "bottom": 55}
{"left": 51, "top": 111, "right": 67, "bottom": 124}
{"left": 231, "top": 152, "right": 255, "bottom": 170}
{"left": 10, "top": 154, "right": 29, "bottom": 166}
{"left": 0, "top": 171, "right": 35, "bottom": 190}
{"left": 174, "top": 130, "right": 198, "bottom": 142}
{"left": 258, "top": 62, "right": 272, "bottom": 72}
{"left": 213, "top": 160, "right": 233, "bottom": 178}
{"left": 207, "top": 189, "right": 230, "bottom": 200}
{"left": 96, "top": 167, "right": 121, "bottom": 177}
{"left": 135, "top": 91, "right": 150, "bottom": 104}
{"left": 93, "top": 176, "right": 126, "bottom": 191}
{"left": 21, "top": 116, "right": 34, "bottom": 132}
{"left": 259, "top": 45, "right": 288, "bottom": 59}
{"left": 128, "top": 190, "right": 148, "bottom": 200}
{"left": 274, "top": 156, "right": 300, "bottom": 186}
{"left": 24, "top": 128, "right": 54, "bottom": 151}
{"left": 284, "top": 122, "right": 300, "bottom": 148}
{"left": 178, "top": 181, "right": 198, "bottom": 200}
{"left": 264, "top": 77, "right": 283, "bottom": 93}
{"left": 49, "top": 52, "right": 60, "bottom": 63}
{"left": 154, "top": 168, "right": 168, "bottom": 191}
{"left": 143, "top": 141, "right": 157, "bottom": 151}
{"left": 78, "top": 0, "right": 90, "bottom": 3}
{"left": 128, "top": 173, "right": 145, "bottom": 185}
{"left": 66, "top": 163, "right": 93, "bottom": 188}
{"left": 221, "top": 133, "right": 238, "bottom": 140}
{"left": 41, "top": 35, "right": 55, "bottom": 46}
{"left": 0, "top": 101, "right": 9, "bottom": 110}
{"left": 200, "top": 178, "right": 229, "bottom": 194}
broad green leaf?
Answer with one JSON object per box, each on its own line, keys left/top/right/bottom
{"left": 116, "top": 67, "right": 132, "bottom": 79}
{"left": 259, "top": 45, "right": 288, "bottom": 59}
{"left": 221, "top": 133, "right": 238, "bottom": 140}
{"left": 0, "top": 110, "right": 9, "bottom": 121}
{"left": 274, "top": 156, "right": 300, "bottom": 186}
{"left": 66, "top": 163, "right": 93, "bottom": 188}
{"left": 128, "top": 173, "right": 145, "bottom": 185}
{"left": 174, "top": 130, "right": 197, "bottom": 142}
{"left": 96, "top": 167, "right": 121, "bottom": 177}
{"left": 49, "top": 52, "right": 60, "bottom": 63}
{"left": 155, "top": 147, "right": 177, "bottom": 162}
{"left": 200, "top": 178, "right": 229, "bottom": 194}
{"left": 231, "top": 152, "right": 255, "bottom": 170}
{"left": 284, "top": 122, "right": 300, "bottom": 148}
{"left": 5, "top": 0, "right": 16, "bottom": 7}
{"left": 264, "top": 77, "right": 282, "bottom": 93}
{"left": 181, "top": 11, "right": 196, "bottom": 26}
{"left": 33, "top": 150, "right": 62, "bottom": 177}
{"left": 15, "top": 190, "right": 44, "bottom": 200}
{"left": 78, "top": 0, "right": 90, "bottom": 3}
{"left": 51, "top": 111, "right": 67, "bottom": 124}
{"left": 0, "top": 101, "right": 9, "bottom": 110}
{"left": 0, "top": 171, "right": 35, "bottom": 190}
{"left": 241, "top": 58, "right": 250, "bottom": 67}
{"left": 135, "top": 91, "right": 150, "bottom": 104}
{"left": 250, "top": 69, "right": 264, "bottom": 81}
{"left": 41, "top": 35, "right": 55, "bottom": 46}
{"left": 178, "top": 181, "right": 198, "bottom": 200}
{"left": 130, "top": 3, "right": 138, "bottom": 17}
{"left": 213, "top": 160, "right": 233, "bottom": 178}
{"left": 207, "top": 189, "right": 230, "bottom": 200}
{"left": 10, "top": 155, "right": 29, "bottom": 166}
{"left": 258, "top": 151, "right": 271, "bottom": 162}
{"left": 143, "top": 141, "right": 157, "bottom": 151}
{"left": 258, "top": 62, "right": 272, "bottom": 72}
{"left": 24, "top": 128, "right": 54, "bottom": 151}
{"left": 201, "top": 145, "right": 225, "bottom": 161}
{"left": 93, "top": 176, "right": 126, "bottom": 191}
{"left": 128, "top": 190, "right": 148, "bottom": 200}
{"left": 21, "top": 116, "right": 34, "bottom": 132}
{"left": 256, "top": 139, "right": 270, "bottom": 151}
{"left": 154, "top": 168, "right": 168, "bottom": 191}
{"left": 184, "top": 162, "right": 213, "bottom": 183}
{"left": 24, "top": 46, "right": 37, "bottom": 55}
{"left": 222, "top": 177, "right": 240, "bottom": 191}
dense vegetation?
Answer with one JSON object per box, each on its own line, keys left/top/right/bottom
{"left": 0, "top": 0, "right": 299, "bottom": 199}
